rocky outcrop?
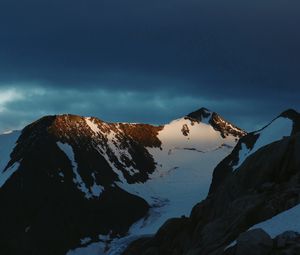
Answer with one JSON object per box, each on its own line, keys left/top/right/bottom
{"left": 186, "top": 108, "right": 246, "bottom": 139}
{"left": 210, "top": 109, "right": 300, "bottom": 194}
{"left": 225, "top": 230, "right": 300, "bottom": 255}
{"left": 224, "top": 229, "right": 273, "bottom": 255}
{"left": 123, "top": 110, "right": 300, "bottom": 255}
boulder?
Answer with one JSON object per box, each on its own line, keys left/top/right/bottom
{"left": 235, "top": 229, "right": 273, "bottom": 255}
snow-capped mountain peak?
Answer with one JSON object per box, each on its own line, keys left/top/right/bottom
{"left": 186, "top": 107, "right": 246, "bottom": 138}
{"left": 186, "top": 107, "right": 212, "bottom": 123}
{"left": 0, "top": 108, "right": 245, "bottom": 255}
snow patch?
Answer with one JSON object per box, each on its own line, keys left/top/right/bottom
{"left": 67, "top": 242, "right": 106, "bottom": 255}
{"left": 90, "top": 173, "right": 104, "bottom": 197}
{"left": 2, "top": 130, "right": 14, "bottom": 135}
{"left": 0, "top": 161, "right": 20, "bottom": 188}
{"left": 66, "top": 234, "right": 152, "bottom": 255}
{"left": 224, "top": 240, "right": 237, "bottom": 251}
{"left": 199, "top": 110, "right": 212, "bottom": 124}
{"left": 0, "top": 131, "right": 20, "bottom": 173}
{"left": 57, "top": 142, "right": 104, "bottom": 199}
{"left": 85, "top": 118, "right": 100, "bottom": 134}
{"left": 80, "top": 237, "right": 92, "bottom": 245}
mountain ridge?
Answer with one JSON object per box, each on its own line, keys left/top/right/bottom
{"left": 0, "top": 107, "right": 244, "bottom": 255}
{"left": 123, "top": 109, "right": 300, "bottom": 255}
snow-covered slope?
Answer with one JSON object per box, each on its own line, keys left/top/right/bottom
{"left": 123, "top": 109, "right": 300, "bottom": 255}
{"left": 232, "top": 117, "right": 293, "bottom": 171}
{"left": 123, "top": 118, "right": 238, "bottom": 232}
{"left": 209, "top": 110, "right": 299, "bottom": 194}
{"left": 66, "top": 111, "right": 244, "bottom": 255}
{"left": 0, "top": 108, "right": 245, "bottom": 255}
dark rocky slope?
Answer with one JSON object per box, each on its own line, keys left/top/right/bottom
{"left": 0, "top": 115, "right": 157, "bottom": 255}
{"left": 123, "top": 110, "right": 300, "bottom": 255}
{"left": 210, "top": 109, "right": 300, "bottom": 194}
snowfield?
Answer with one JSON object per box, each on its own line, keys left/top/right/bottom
{"left": 67, "top": 117, "right": 239, "bottom": 255}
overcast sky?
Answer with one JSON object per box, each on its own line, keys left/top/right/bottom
{"left": 0, "top": 0, "right": 299, "bottom": 132}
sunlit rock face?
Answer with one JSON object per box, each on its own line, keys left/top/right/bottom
{"left": 0, "top": 108, "right": 245, "bottom": 255}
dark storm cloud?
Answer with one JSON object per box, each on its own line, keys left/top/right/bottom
{"left": 0, "top": 0, "right": 299, "bottom": 132}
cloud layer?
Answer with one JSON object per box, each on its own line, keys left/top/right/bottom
{"left": 0, "top": 0, "right": 299, "bottom": 132}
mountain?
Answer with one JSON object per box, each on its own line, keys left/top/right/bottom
{"left": 0, "top": 107, "right": 244, "bottom": 255}
{"left": 123, "top": 109, "right": 300, "bottom": 255}
{"left": 210, "top": 109, "right": 300, "bottom": 194}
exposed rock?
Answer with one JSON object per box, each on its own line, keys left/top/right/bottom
{"left": 209, "top": 109, "right": 300, "bottom": 194}
{"left": 186, "top": 107, "right": 212, "bottom": 121}
{"left": 181, "top": 124, "right": 190, "bottom": 136}
{"left": 280, "top": 109, "right": 300, "bottom": 135}
{"left": 209, "top": 112, "right": 246, "bottom": 139}
{"left": 274, "top": 231, "right": 300, "bottom": 249}
{"left": 123, "top": 110, "right": 300, "bottom": 255}
{"left": 234, "top": 229, "right": 273, "bottom": 255}
{"left": 0, "top": 114, "right": 161, "bottom": 255}
{"left": 185, "top": 108, "right": 246, "bottom": 139}
{"left": 225, "top": 230, "right": 300, "bottom": 255}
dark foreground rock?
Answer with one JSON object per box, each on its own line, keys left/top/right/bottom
{"left": 225, "top": 230, "right": 300, "bottom": 255}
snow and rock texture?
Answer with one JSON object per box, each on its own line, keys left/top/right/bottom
{"left": 67, "top": 109, "right": 244, "bottom": 255}
{"left": 123, "top": 109, "right": 300, "bottom": 255}
{"left": 186, "top": 107, "right": 246, "bottom": 138}
{"left": 0, "top": 108, "right": 244, "bottom": 255}
{"left": 209, "top": 109, "right": 300, "bottom": 194}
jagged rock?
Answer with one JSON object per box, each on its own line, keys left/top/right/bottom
{"left": 181, "top": 124, "right": 190, "bottom": 136}
{"left": 235, "top": 229, "right": 273, "bottom": 255}
{"left": 226, "top": 230, "right": 300, "bottom": 255}
{"left": 186, "top": 107, "right": 246, "bottom": 138}
{"left": 275, "top": 231, "right": 300, "bottom": 249}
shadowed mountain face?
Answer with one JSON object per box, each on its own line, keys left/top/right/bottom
{"left": 0, "top": 108, "right": 244, "bottom": 255}
{"left": 123, "top": 110, "right": 300, "bottom": 255}
{"left": 0, "top": 115, "right": 154, "bottom": 255}
{"left": 209, "top": 109, "right": 300, "bottom": 194}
